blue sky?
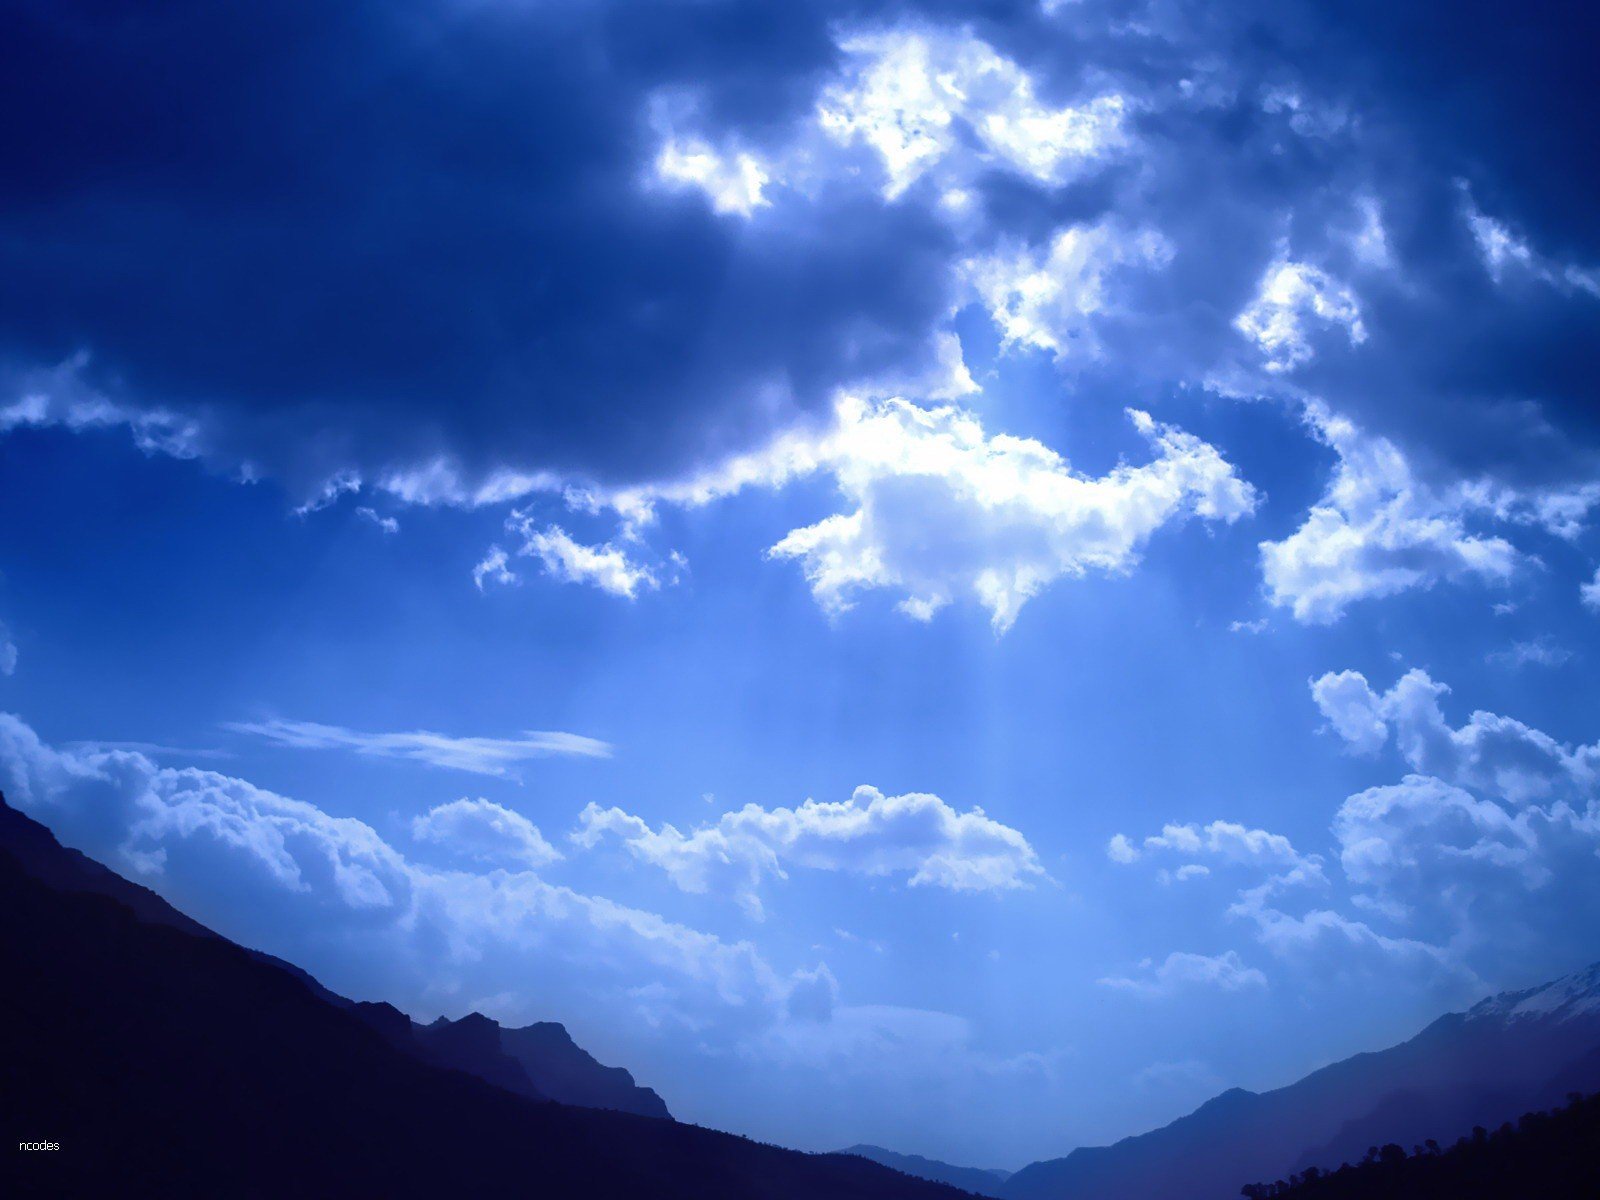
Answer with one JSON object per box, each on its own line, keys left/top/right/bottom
{"left": 2, "top": 0, "right": 1599, "bottom": 1170}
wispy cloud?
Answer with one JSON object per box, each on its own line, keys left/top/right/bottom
{"left": 224, "top": 718, "right": 611, "bottom": 779}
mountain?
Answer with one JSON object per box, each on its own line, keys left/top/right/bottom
{"left": 842, "top": 1145, "right": 1011, "bottom": 1196}
{"left": 0, "top": 788, "right": 667, "bottom": 1119}
{"left": 1238, "top": 1090, "right": 1600, "bottom": 1199}
{"left": 409, "top": 1012, "right": 672, "bottom": 1119}
{"left": 498, "top": 1019, "right": 673, "bottom": 1119}
{"left": 1003, "top": 963, "right": 1600, "bottom": 1200}
{"left": 0, "top": 794, "right": 966, "bottom": 1199}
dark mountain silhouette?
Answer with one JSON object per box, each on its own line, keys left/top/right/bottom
{"left": 1238, "top": 1089, "right": 1600, "bottom": 1199}
{"left": 497, "top": 1019, "right": 672, "bottom": 1119}
{"left": 0, "top": 795, "right": 967, "bottom": 1199}
{"left": 0, "top": 790, "right": 668, "bottom": 1119}
{"left": 1003, "top": 963, "right": 1600, "bottom": 1200}
{"left": 842, "top": 1145, "right": 1011, "bottom": 1196}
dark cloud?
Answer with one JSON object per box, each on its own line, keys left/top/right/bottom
{"left": 1, "top": 0, "right": 1595, "bottom": 503}
{"left": 0, "top": 0, "right": 958, "bottom": 498}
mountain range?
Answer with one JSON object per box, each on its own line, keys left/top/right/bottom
{"left": 999, "top": 961, "right": 1600, "bottom": 1199}
{"left": 7, "top": 785, "right": 1600, "bottom": 1199}
{"left": 0, "top": 793, "right": 969, "bottom": 1199}
{"left": 842, "top": 1145, "right": 1011, "bottom": 1196}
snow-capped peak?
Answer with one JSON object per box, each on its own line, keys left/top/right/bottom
{"left": 1466, "top": 961, "right": 1600, "bottom": 1025}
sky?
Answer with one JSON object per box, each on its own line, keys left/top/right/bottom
{"left": 2, "top": 0, "right": 1599, "bottom": 1171}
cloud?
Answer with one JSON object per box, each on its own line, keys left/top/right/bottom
{"left": 1328, "top": 773, "right": 1600, "bottom": 970}
{"left": 1310, "top": 667, "right": 1599, "bottom": 806}
{"left": 501, "top": 514, "right": 670, "bottom": 599}
{"left": 224, "top": 718, "right": 611, "bottom": 780}
{"left": 1295, "top": 665, "right": 1600, "bottom": 983}
{"left": 573, "top": 784, "right": 1045, "bottom": 920}
{"left": 1098, "top": 950, "right": 1267, "bottom": 997}
{"left": 1462, "top": 186, "right": 1600, "bottom": 299}
{"left": 1583, "top": 568, "right": 1600, "bottom": 612}
{"left": 5, "top": 0, "right": 1600, "bottom": 559}
{"left": 759, "top": 398, "right": 1256, "bottom": 631}
{"left": 0, "top": 711, "right": 833, "bottom": 1040}
{"left": 1485, "top": 637, "right": 1572, "bottom": 670}
{"left": 964, "top": 222, "right": 1172, "bottom": 358}
{"left": 0, "top": 621, "right": 14, "bottom": 676}
{"left": 1108, "top": 818, "right": 1319, "bottom": 874}
{"left": 1260, "top": 406, "right": 1519, "bottom": 623}
{"left": 654, "top": 137, "right": 772, "bottom": 217}
{"left": 355, "top": 506, "right": 400, "bottom": 535}
{"left": 472, "top": 547, "right": 515, "bottom": 592}
{"left": 1234, "top": 261, "right": 1366, "bottom": 373}
{"left": 817, "top": 28, "right": 1129, "bottom": 198}
{"left": 411, "top": 798, "right": 562, "bottom": 870}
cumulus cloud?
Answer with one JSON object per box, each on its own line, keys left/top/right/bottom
{"left": 1098, "top": 950, "right": 1267, "bottom": 997}
{"left": 654, "top": 137, "right": 772, "bottom": 217}
{"left": 1107, "top": 825, "right": 1318, "bottom": 889}
{"left": 764, "top": 398, "right": 1256, "bottom": 631}
{"left": 1234, "top": 261, "right": 1367, "bottom": 373}
{"left": 1582, "top": 568, "right": 1600, "bottom": 612}
{"left": 1329, "top": 774, "right": 1600, "bottom": 968}
{"left": 1260, "top": 406, "right": 1519, "bottom": 623}
{"left": 1294, "top": 666, "right": 1600, "bottom": 983}
{"left": 224, "top": 718, "right": 611, "bottom": 780}
{"left": 412, "top": 798, "right": 562, "bottom": 870}
{"left": 573, "top": 784, "right": 1045, "bottom": 919}
{"left": 817, "top": 28, "right": 1129, "bottom": 198}
{"left": 1310, "top": 667, "right": 1599, "bottom": 806}
{"left": 964, "top": 223, "right": 1173, "bottom": 359}
{"left": 0, "top": 711, "right": 841, "bottom": 1042}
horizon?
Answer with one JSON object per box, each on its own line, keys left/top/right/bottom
{"left": 3, "top": 0, "right": 1599, "bottom": 1172}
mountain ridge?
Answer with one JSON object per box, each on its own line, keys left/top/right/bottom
{"left": 0, "top": 793, "right": 964, "bottom": 1199}
{"left": 1002, "top": 960, "right": 1600, "bottom": 1200}
{"left": 841, "top": 1144, "right": 1011, "bottom": 1196}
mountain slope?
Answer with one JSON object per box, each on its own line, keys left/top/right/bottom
{"left": 1240, "top": 1090, "right": 1600, "bottom": 1199}
{"left": 1003, "top": 964, "right": 1600, "bottom": 1200}
{"left": 498, "top": 1019, "right": 672, "bottom": 1118}
{"left": 842, "top": 1145, "right": 1010, "bottom": 1196}
{"left": 0, "top": 795, "right": 964, "bottom": 1200}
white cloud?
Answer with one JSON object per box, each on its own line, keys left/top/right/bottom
{"left": 1108, "top": 818, "right": 1318, "bottom": 874}
{"left": 1098, "top": 950, "right": 1267, "bottom": 997}
{"left": 655, "top": 137, "right": 772, "bottom": 217}
{"left": 503, "top": 514, "right": 667, "bottom": 599}
{"left": 573, "top": 784, "right": 1045, "bottom": 919}
{"left": 224, "top": 718, "right": 611, "bottom": 780}
{"left": 1462, "top": 186, "right": 1600, "bottom": 299}
{"left": 355, "top": 505, "right": 400, "bottom": 534}
{"left": 472, "top": 546, "right": 516, "bottom": 591}
{"left": 0, "top": 711, "right": 832, "bottom": 1039}
{"left": 762, "top": 397, "right": 1256, "bottom": 631}
{"left": 817, "top": 29, "right": 1128, "bottom": 198}
{"left": 1486, "top": 637, "right": 1572, "bottom": 670}
{"left": 1234, "top": 261, "right": 1366, "bottom": 373}
{"left": 965, "top": 222, "right": 1173, "bottom": 358}
{"left": 1261, "top": 406, "right": 1519, "bottom": 623}
{"left": 1583, "top": 567, "right": 1600, "bottom": 612}
{"left": 412, "top": 798, "right": 562, "bottom": 869}
{"left": 1296, "top": 667, "right": 1600, "bottom": 981}
{"left": 0, "top": 621, "right": 14, "bottom": 676}
{"left": 1329, "top": 774, "right": 1600, "bottom": 964}
{"left": 1310, "top": 667, "right": 1599, "bottom": 807}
